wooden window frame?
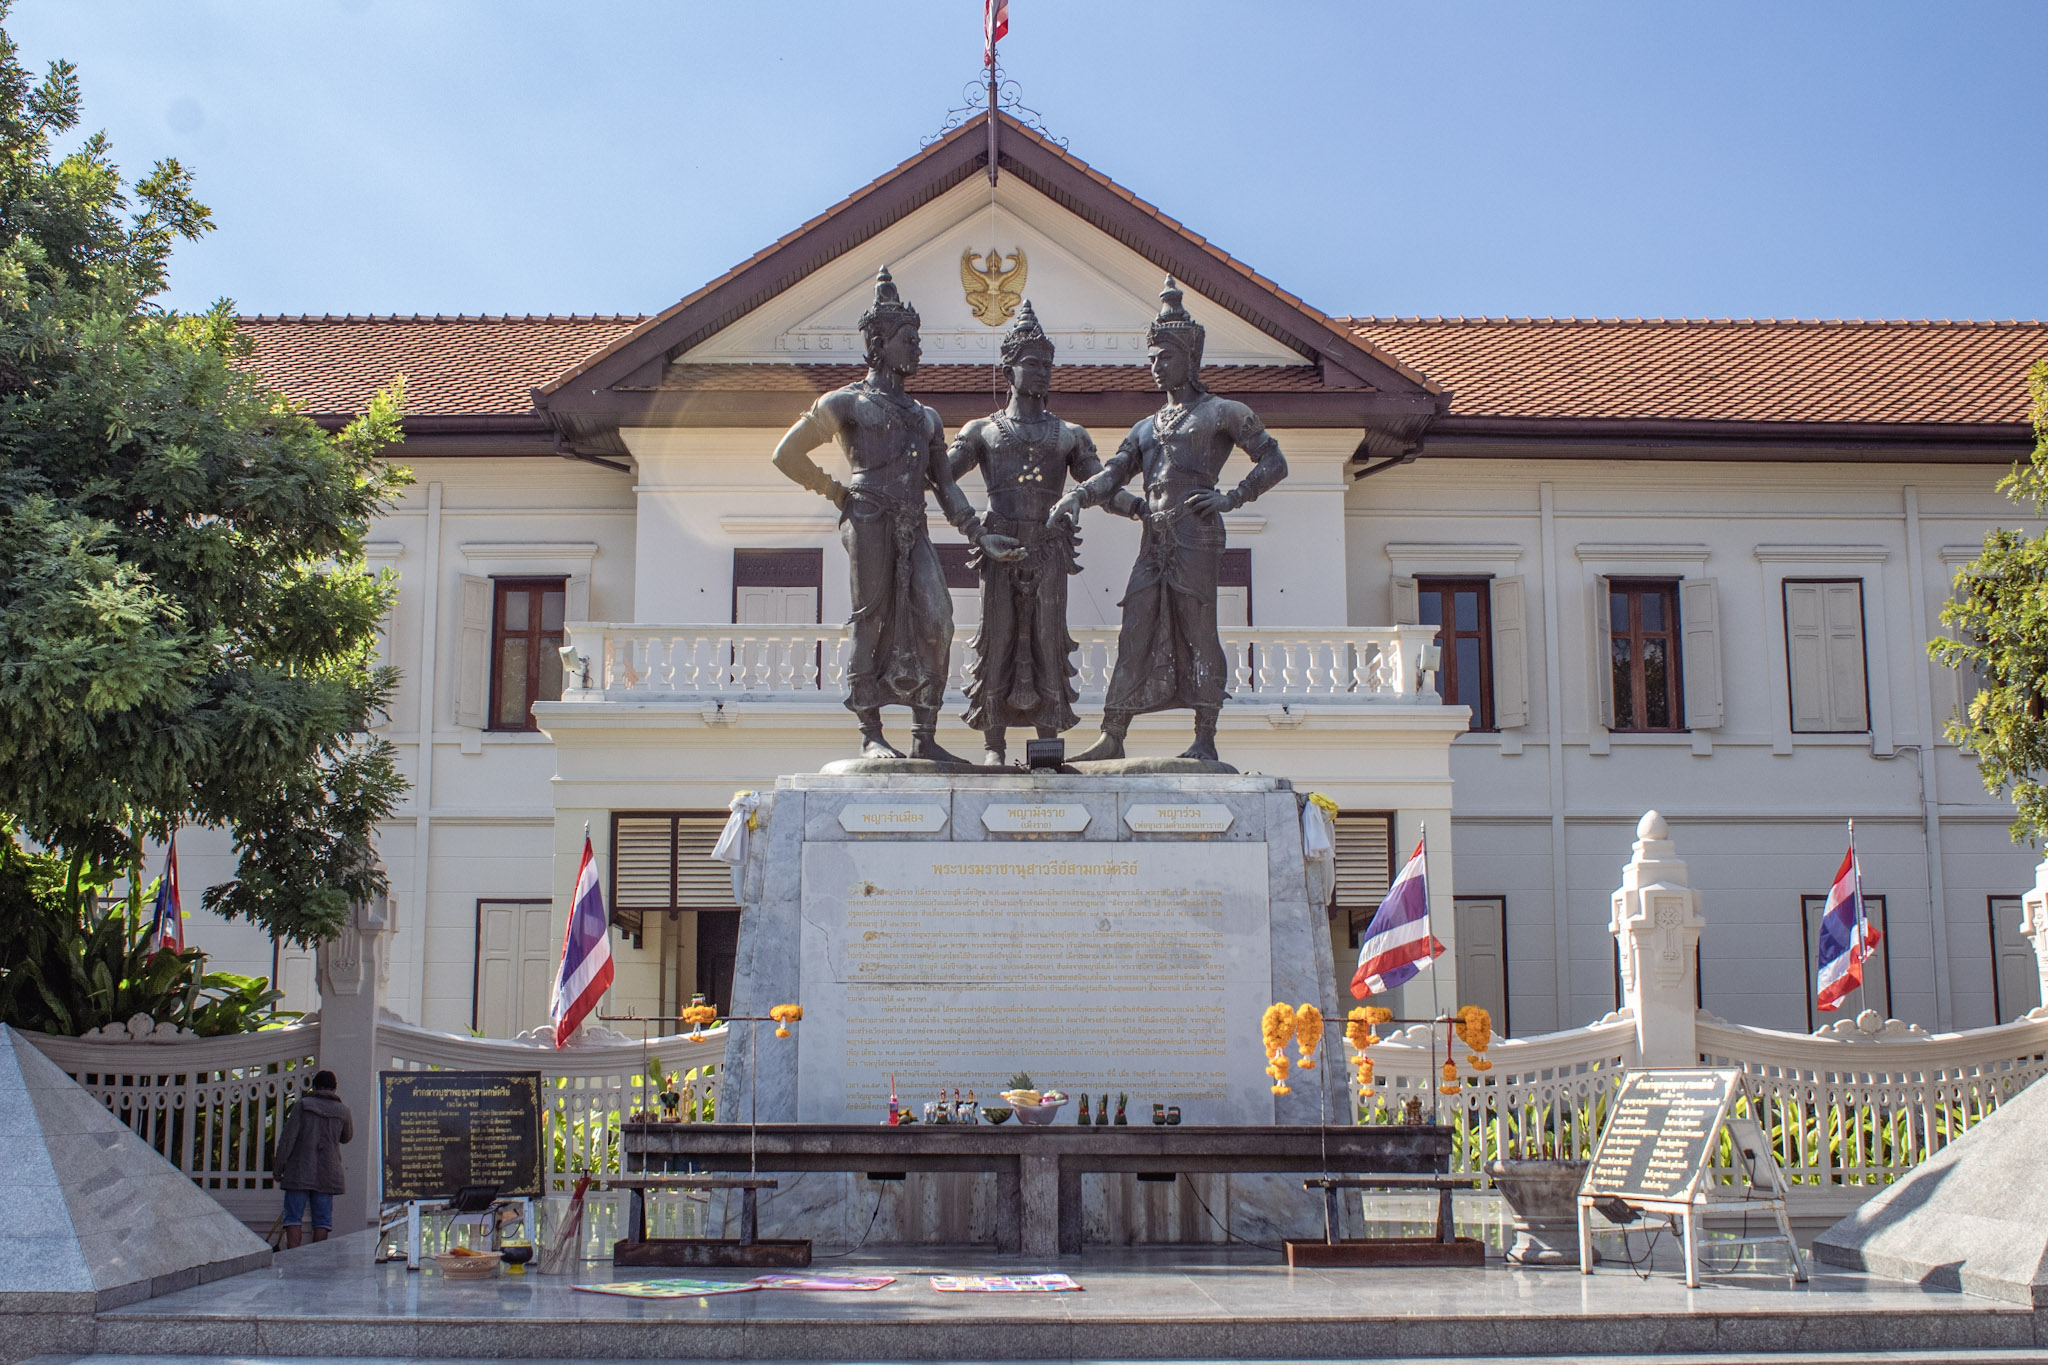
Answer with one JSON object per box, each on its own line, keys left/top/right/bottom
{"left": 472, "top": 897, "right": 552, "bottom": 1033}
{"left": 1608, "top": 578, "right": 1685, "bottom": 733}
{"left": 1799, "top": 892, "right": 1892, "bottom": 1030}
{"left": 1451, "top": 894, "right": 1510, "bottom": 1037}
{"left": 1331, "top": 810, "right": 1397, "bottom": 949}
{"left": 1988, "top": 894, "right": 2040, "bottom": 1024}
{"left": 731, "top": 548, "right": 824, "bottom": 624}
{"left": 1782, "top": 577, "right": 1871, "bottom": 734}
{"left": 486, "top": 576, "right": 567, "bottom": 733}
{"left": 1417, "top": 576, "right": 1495, "bottom": 732}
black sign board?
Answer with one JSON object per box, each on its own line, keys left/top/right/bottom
{"left": 1581, "top": 1069, "right": 1738, "bottom": 1206}
{"left": 380, "top": 1070, "right": 543, "bottom": 1202}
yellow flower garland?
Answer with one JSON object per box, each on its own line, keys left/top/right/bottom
{"left": 1261, "top": 1002, "right": 1296, "bottom": 1095}
{"left": 769, "top": 1003, "right": 803, "bottom": 1038}
{"left": 1293, "top": 1003, "right": 1323, "bottom": 1070}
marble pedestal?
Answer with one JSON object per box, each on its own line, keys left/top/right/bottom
{"left": 716, "top": 772, "right": 1348, "bottom": 1253}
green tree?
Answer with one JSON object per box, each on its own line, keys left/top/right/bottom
{"left": 0, "top": 9, "right": 411, "bottom": 957}
{"left": 1932, "top": 360, "right": 2048, "bottom": 843}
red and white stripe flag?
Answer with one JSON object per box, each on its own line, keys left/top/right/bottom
{"left": 984, "top": 0, "right": 1009, "bottom": 67}
{"left": 551, "top": 832, "right": 615, "bottom": 1047}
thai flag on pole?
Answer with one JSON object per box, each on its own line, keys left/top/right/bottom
{"left": 1815, "top": 842, "right": 1881, "bottom": 1012}
{"left": 148, "top": 835, "right": 184, "bottom": 954}
{"left": 551, "top": 832, "right": 615, "bottom": 1047}
{"left": 984, "top": 0, "right": 1009, "bottom": 67}
{"left": 1350, "top": 835, "right": 1446, "bottom": 999}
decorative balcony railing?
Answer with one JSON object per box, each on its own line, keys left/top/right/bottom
{"left": 560, "top": 622, "right": 1442, "bottom": 704}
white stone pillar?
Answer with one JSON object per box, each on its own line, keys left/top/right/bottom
{"left": 2020, "top": 856, "right": 2048, "bottom": 1013}
{"left": 316, "top": 883, "right": 392, "bottom": 1232}
{"left": 1609, "top": 811, "right": 1705, "bottom": 1068}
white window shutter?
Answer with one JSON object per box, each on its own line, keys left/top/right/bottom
{"left": 455, "top": 573, "right": 491, "bottom": 729}
{"left": 1391, "top": 576, "right": 1419, "bottom": 626}
{"left": 1785, "top": 582, "right": 1828, "bottom": 731}
{"left": 1824, "top": 582, "right": 1869, "bottom": 732}
{"left": 566, "top": 574, "right": 591, "bottom": 622}
{"left": 1593, "top": 575, "right": 1616, "bottom": 728}
{"left": 1680, "top": 577, "right": 1724, "bottom": 730}
{"left": 1490, "top": 575, "right": 1530, "bottom": 729}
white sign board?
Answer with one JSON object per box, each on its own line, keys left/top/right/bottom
{"left": 980, "top": 803, "right": 1091, "bottom": 834}
{"left": 796, "top": 840, "right": 1273, "bottom": 1124}
{"left": 1123, "top": 803, "right": 1235, "bottom": 834}
{"left": 837, "top": 804, "right": 948, "bottom": 834}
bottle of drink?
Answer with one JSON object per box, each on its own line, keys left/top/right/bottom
{"left": 965, "top": 1089, "right": 980, "bottom": 1124}
{"left": 887, "top": 1074, "right": 900, "bottom": 1126}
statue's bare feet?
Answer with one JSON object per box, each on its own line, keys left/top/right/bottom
{"left": 861, "top": 732, "right": 905, "bottom": 760}
{"left": 910, "top": 734, "right": 971, "bottom": 765}
{"left": 1070, "top": 730, "right": 1126, "bottom": 763}
{"left": 1177, "top": 736, "right": 1221, "bottom": 762}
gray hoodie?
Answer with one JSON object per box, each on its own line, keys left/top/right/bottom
{"left": 273, "top": 1089, "right": 354, "bottom": 1194}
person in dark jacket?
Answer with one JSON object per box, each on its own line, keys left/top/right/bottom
{"left": 273, "top": 1070, "right": 353, "bottom": 1247}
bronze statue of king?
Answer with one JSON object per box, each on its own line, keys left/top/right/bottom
{"left": 771, "top": 266, "right": 1022, "bottom": 763}
{"left": 948, "top": 300, "right": 1141, "bottom": 766}
{"left": 1050, "top": 279, "right": 1289, "bottom": 764}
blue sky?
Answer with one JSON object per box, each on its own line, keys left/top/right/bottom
{"left": 17, "top": 0, "right": 2046, "bottom": 322}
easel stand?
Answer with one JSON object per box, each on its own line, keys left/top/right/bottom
{"left": 1577, "top": 1071, "right": 1807, "bottom": 1289}
{"left": 381, "top": 1196, "right": 536, "bottom": 1271}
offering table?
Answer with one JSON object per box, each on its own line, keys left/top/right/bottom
{"left": 622, "top": 1122, "right": 1451, "bottom": 1257}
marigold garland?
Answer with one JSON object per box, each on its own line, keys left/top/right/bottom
{"left": 1261, "top": 1002, "right": 1296, "bottom": 1094}
{"left": 1458, "top": 1004, "right": 1493, "bottom": 1071}
{"left": 769, "top": 1003, "right": 803, "bottom": 1038}
{"left": 1439, "top": 1059, "right": 1460, "bottom": 1095}
{"left": 1293, "top": 1003, "right": 1323, "bottom": 1069}
{"left": 681, "top": 1002, "right": 718, "bottom": 1038}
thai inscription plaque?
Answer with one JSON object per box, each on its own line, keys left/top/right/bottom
{"left": 380, "top": 1070, "right": 543, "bottom": 1202}
{"left": 1582, "top": 1069, "right": 1739, "bottom": 1205}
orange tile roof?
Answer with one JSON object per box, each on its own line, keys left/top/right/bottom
{"left": 658, "top": 364, "right": 1330, "bottom": 394}
{"left": 234, "top": 313, "right": 2048, "bottom": 431}
{"left": 238, "top": 314, "right": 646, "bottom": 417}
{"left": 1344, "top": 317, "right": 2048, "bottom": 426}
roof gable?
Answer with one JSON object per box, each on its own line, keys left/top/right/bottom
{"left": 536, "top": 113, "right": 1445, "bottom": 452}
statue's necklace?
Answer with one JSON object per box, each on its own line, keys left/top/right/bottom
{"left": 994, "top": 412, "right": 1060, "bottom": 486}
{"left": 1155, "top": 397, "right": 1198, "bottom": 441}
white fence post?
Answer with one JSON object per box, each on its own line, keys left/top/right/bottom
{"left": 2021, "top": 856, "right": 2048, "bottom": 1014}
{"left": 1610, "top": 810, "right": 1704, "bottom": 1067}
{"left": 314, "top": 885, "right": 392, "bottom": 1232}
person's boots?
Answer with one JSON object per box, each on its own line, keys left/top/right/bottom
{"left": 284, "top": 1224, "right": 303, "bottom": 1250}
{"left": 909, "top": 708, "right": 970, "bottom": 765}
{"left": 311, "top": 1227, "right": 330, "bottom": 1243}
{"left": 857, "top": 708, "right": 904, "bottom": 760}
{"left": 1071, "top": 711, "right": 1131, "bottom": 763}
{"left": 982, "top": 729, "right": 1007, "bottom": 768}
{"left": 1179, "top": 705, "right": 1222, "bottom": 762}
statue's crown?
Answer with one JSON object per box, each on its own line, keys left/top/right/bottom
{"left": 1000, "top": 298, "right": 1054, "bottom": 364}
{"left": 857, "top": 265, "right": 920, "bottom": 334}
{"left": 1145, "top": 277, "right": 1205, "bottom": 354}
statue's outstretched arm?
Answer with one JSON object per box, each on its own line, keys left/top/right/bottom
{"left": 771, "top": 404, "right": 848, "bottom": 507}
{"left": 1053, "top": 430, "right": 1140, "bottom": 523}
{"left": 1068, "top": 428, "right": 1143, "bottom": 518}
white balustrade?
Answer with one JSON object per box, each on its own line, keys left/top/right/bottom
{"left": 564, "top": 622, "right": 1440, "bottom": 705}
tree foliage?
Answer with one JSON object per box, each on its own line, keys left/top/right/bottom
{"left": 1932, "top": 360, "right": 2048, "bottom": 844}
{"left": 0, "top": 8, "right": 411, "bottom": 952}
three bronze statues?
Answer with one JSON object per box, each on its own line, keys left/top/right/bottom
{"left": 771, "top": 267, "right": 1288, "bottom": 769}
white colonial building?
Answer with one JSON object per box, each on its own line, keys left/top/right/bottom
{"left": 185, "top": 113, "right": 2043, "bottom": 1042}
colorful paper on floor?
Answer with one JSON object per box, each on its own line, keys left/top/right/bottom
{"left": 571, "top": 1277, "right": 759, "bottom": 1298}
{"left": 929, "top": 1273, "right": 1082, "bottom": 1292}
{"left": 750, "top": 1273, "right": 896, "bottom": 1291}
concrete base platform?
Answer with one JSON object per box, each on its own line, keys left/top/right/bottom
{"left": 8, "top": 1228, "right": 2046, "bottom": 1363}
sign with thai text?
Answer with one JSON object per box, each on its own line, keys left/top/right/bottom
{"left": 981, "top": 803, "right": 1091, "bottom": 833}
{"left": 1581, "top": 1068, "right": 1739, "bottom": 1206}
{"left": 838, "top": 804, "right": 948, "bottom": 834}
{"left": 1123, "top": 803, "right": 1234, "bottom": 834}
{"left": 379, "top": 1070, "right": 543, "bottom": 1202}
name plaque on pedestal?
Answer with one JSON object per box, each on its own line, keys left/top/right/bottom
{"left": 838, "top": 803, "right": 948, "bottom": 834}
{"left": 981, "top": 803, "right": 1091, "bottom": 833}
{"left": 1124, "top": 803, "right": 1235, "bottom": 834}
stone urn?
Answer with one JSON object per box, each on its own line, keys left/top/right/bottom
{"left": 1485, "top": 1157, "right": 1595, "bottom": 1265}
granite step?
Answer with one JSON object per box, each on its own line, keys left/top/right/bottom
{"left": 21, "top": 1353, "right": 2048, "bottom": 1365}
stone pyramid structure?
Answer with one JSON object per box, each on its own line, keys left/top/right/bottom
{"left": 0, "top": 1024, "right": 271, "bottom": 1310}
{"left": 1814, "top": 1069, "right": 2048, "bottom": 1306}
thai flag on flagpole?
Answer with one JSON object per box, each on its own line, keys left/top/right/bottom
{"left": 1351, "top": 832, "right": 1447, "bottom": 999}
{"left": 551, "top": 829, "right": 615, "bottom": 1048}
{"left": 984, "top": 0, "right": 1009, "bottom": 67}
{"left": 148, "top": 834, "right": 184, "bottom": 954}
{"left": 1815, "top": 828, "right": 1881, "bottom": 1013}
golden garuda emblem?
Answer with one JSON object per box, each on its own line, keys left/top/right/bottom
{"left": 960, "top": 246, "right": 1027, "bottom": 327}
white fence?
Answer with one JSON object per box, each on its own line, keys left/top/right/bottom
{"left": 564, "top": 622, "right": 1442, "bottom": 704}
{"left": 25, "top": 1017, "right": 729, "bottom": 1230}
{"left": 26, "top": 1020, "right": 323, "bottom": 1225}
